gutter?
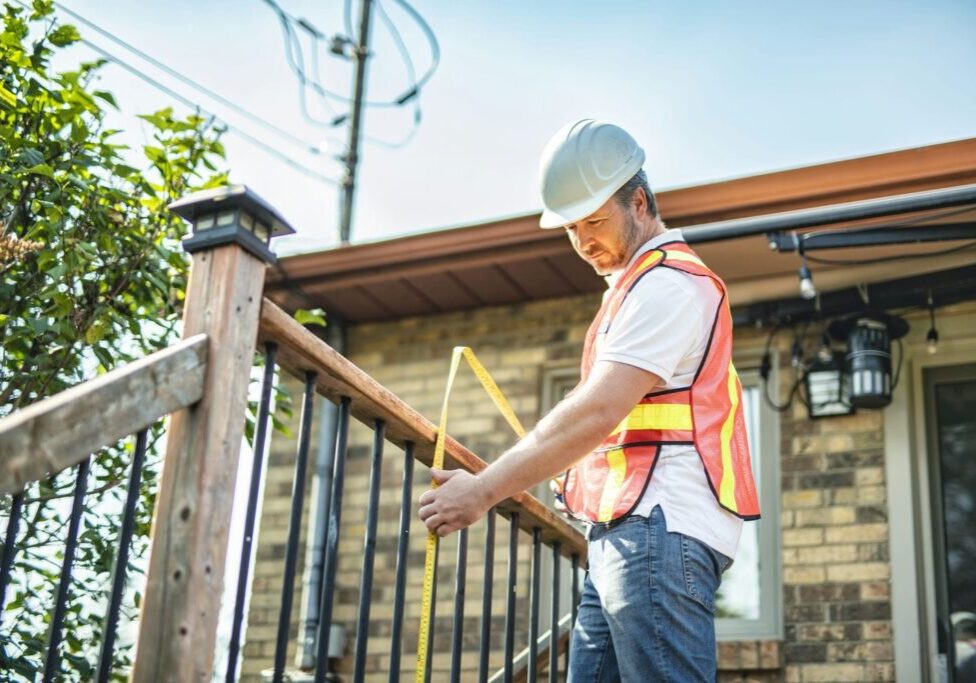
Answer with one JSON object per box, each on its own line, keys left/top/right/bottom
{"left": 684, "top": 184, "right": 976, "bottom": 244}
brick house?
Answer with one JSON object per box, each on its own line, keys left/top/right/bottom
{"left": 241, "top": 138, "right": 976, "bottom": 682}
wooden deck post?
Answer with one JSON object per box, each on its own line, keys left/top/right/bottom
{"left": 131, "top": 187, "right": 295, "bottom": 682}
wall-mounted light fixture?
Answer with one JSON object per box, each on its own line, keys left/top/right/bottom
{"left": 804, "top": 334, "right": 854, "bottom": 419}
{"left": 829, "top": 311, "right": 909, "bottom": 409}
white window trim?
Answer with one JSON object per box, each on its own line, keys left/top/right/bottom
{"left": 537, "top": 364, "right": 584, "bottom": 633}
{"left": 716, "top": 367, "right": 783, "bottom": 641}
{"left": 885, "top": 333, "right": 976, "bottom": 683}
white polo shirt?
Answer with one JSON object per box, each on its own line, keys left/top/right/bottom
{"left": 594, "top": 229, "right": 743, "bottom": 559}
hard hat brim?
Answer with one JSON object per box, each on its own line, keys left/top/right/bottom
{"left": 539, "top": 193, "right": 612, "bottom": 229}
{"left": 538, "top": 149, "right": 645, "bottom": 229}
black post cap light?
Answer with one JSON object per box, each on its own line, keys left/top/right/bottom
{"left": 168, "top": 185, "right": 296, "bottom": 264}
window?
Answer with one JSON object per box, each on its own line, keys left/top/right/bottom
{"left": 716, "top": 371, "right": 782, "bottom": 639}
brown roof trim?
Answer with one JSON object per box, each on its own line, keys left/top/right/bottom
{"left": 658, "top": 137, "right": 976, "bottom": 223}
{"left": 270, "top": 137, "right": 976, "bottom": 290}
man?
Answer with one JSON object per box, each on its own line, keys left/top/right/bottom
{"left": 418, "top": 119, "right": 759, "bottom": 681}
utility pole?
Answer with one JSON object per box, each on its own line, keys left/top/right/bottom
{"left": 338, "top": 0, "right": 374, "bottom": 244}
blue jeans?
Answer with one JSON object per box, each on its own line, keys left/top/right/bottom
{"left": 568, "top": 505, "right": 731, "bottom": 682}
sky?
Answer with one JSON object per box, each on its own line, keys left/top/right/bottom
{"left": 46, "top": 0, "right": 976, "bottom": 256}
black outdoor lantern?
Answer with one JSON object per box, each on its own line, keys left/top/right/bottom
{"left": 168, "top": 185, "right": 296, "bottom": 263}
{"left": 829, "top": 311, "right": 909, "bottom": 409}
{"left": 804, "top": 335, "right": 854, "bottom": 419}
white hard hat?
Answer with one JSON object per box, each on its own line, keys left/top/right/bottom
{"left": 538, "top": 119, "right": 645, "bottom": 229}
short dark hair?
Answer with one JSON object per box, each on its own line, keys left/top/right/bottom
{"left": 613, "top": 169, "right": 658, "bottom": 218}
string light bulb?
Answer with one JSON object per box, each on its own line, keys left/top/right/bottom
{"left": 798, "top": 252, "right": 816, "bottom": 300}
{"left": 926, "top": 291, "right": 939, "bottom": 355}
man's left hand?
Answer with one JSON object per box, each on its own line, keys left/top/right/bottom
{"left": 418, "top": 468, "right": 491, "bottom": 536}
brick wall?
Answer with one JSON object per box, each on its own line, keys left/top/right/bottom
{"left": 774, "top": 329, "right": 895, "bottom": 683}
{"left": 243, "top": 296, "right": 899, "bottom": 682}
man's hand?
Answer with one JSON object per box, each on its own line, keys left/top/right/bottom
{"left": 549, "top": 478, "right": 570, "bottom": 516}
{"left": 418, "top": 468, "right": 492, "bottom": 537}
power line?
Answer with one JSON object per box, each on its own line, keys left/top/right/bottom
{"left": 264, "top": 0, "right": 439, "bottom": 110}
{"left": 388, "top": 0, "right": 440, "bottom": 94}
{"left": 267, "top": 0, "right": 345, "bottom": 130}
{"left": 13, "top": 0, "right": 340, "bottom": 186}
{"left": 52, "top": 0, "right": 326, "bottom": 157}
{"left": 363, "top": 0, "right": 421, "bottom": 150}
{"left": 76, "top": 38, "right": 340, "bottom": 186}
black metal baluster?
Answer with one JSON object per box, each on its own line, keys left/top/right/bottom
{"left": 548, "top": 542, "right": 560, "bottom": 683}
{"left": 503, "top": 513, "right": 519, "bottom": 683}
{"left": 571, "top": 554, "right": 580, "bottom": 629}
{"left": 227, "top": 342, "right": 277, "bottom": 682}
{"left": 477, "top": 509, "right": 495, "bottom": 683}
{"left": 42, "top": 456, "right": 91, "bottom": 682}
{"left": 353, "top": 420, "right": 385, "bottom": 683}
{"left": 0, "top": 489, "right": 25, "bottom": 630}
{"left": 388, "top": 442, "right": 414, "bottom": 683}
{"left": 273, "top": 371, "right": 317, "bottom": 683}
{"left": 314, "top": 395, "right": 352, "bottom": 683}
{"left": 96, "top": 429, "right": 149, "bottom": 683}
{"left": 449, "top": 527, "right": 468, "bottom": 683}
{"left": 566, "top": 553, "right": 580, "bottom": 675}
{"left": 528, "top": 528, "right": 541, "bottom": 683}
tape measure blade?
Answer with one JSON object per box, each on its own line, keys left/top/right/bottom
{"left": 425, "top": 538, "right": 439, "bottom": 682}
{"left": 415, "top": 530, "right": 439, "bottom": 682}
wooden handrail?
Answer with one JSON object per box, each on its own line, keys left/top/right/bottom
{"left": 0, "top": 334, "right": 208, "bottom": 495}
{"left": 257, "top": 298, "right": 587, "bottom": 561}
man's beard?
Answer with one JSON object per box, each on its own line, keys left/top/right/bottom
{"left": 595, "top": 212, "right": 643, "bottom": 276}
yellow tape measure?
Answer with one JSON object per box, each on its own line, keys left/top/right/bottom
{"left": 415, "top": 346, "right": 526, "bottom": 682}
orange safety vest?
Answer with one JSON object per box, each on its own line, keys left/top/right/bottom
{"left": 562, "top": 240, "right": 761, "bottom": 524}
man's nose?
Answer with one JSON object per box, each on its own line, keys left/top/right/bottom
{"left": 576, "top": 228, "right": 596, "bottom": 251}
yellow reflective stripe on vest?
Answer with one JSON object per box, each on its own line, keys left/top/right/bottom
{"left": 663, "top": 250, "right": 705, "bottom": 267}
{"left": 598, "top": 447, "right": 628, "bottom": 522}
{"left": 609, "top": 402, "right": 693, "bottom": 436}
{"left": 637, "top": 251, "right": 664, "bottom": 271}
{"left": 718, "top": 362, "right": 740, "bottom": 511}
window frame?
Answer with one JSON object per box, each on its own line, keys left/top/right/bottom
{"left": 715, "top": 367, "right": 783, "bottom": 640}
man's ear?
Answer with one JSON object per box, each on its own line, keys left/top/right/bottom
{"left": 633, "top": 186, "right": 650, "bottom": 220}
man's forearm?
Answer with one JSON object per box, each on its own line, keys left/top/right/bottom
{"left": 476, "top": 387, "right": 618, "bottom": 507}
{"left": 418, "top": 361, "right": 661, "bottom": 537}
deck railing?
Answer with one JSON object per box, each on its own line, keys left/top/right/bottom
{"left": 0, "top": 335, "right": 208, "bottom": 681}
{"left": 253, "top": 299, "right": 586, "bottom": 682}
{"left": 0, "top": 188, "right": 587, "bottom": 681}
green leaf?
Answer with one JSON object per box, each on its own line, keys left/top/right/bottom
{"left": 27, "top": 163, "right": 54, "bottom": 177}
{"left": 0, "top": 83, "right": 16, "bottom": 108}
{"left": 48, "top": 24, "right": 81, "bottom": 47}
{"left": 85, "top": 322, "right": 106, "bottom": 344}
{"left": 143, "top": 145, "right": 165, "bottom": 163}
{"left": 19, "top": 147, "right": 45, "bottom": 166}
{"left": 92, "top": 90, "right": 117, "bottom": 109}
{"left": 293, "top": 308, "right": 327, "bottom": 327}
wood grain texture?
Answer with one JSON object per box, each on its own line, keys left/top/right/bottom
{"left": 257, "top": 297, "right": 588, "bottom": 562}
{"left": 0, "top": 334, "right": 208, "bottom": 495}
{"left": 131, "top": 245, "right": 267, "bottom": 683}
